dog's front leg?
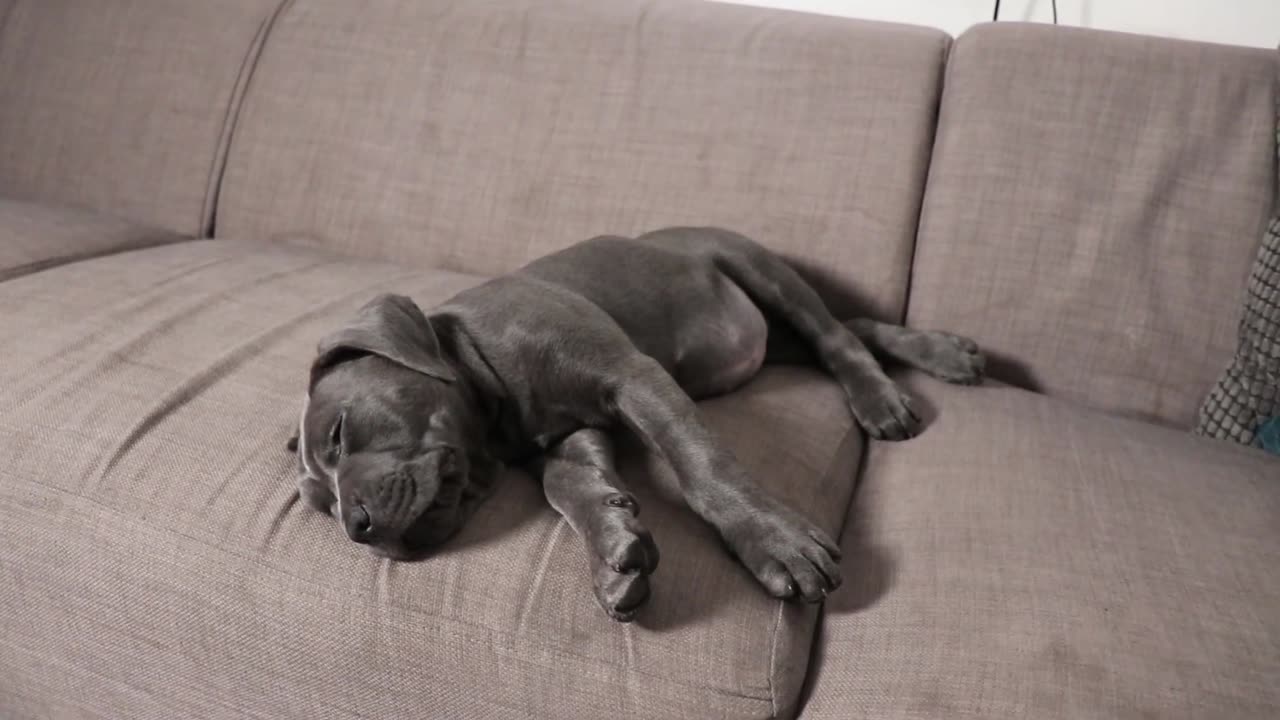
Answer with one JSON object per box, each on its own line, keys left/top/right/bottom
{"left": 538, "top": 428, "right": 659, "bottom": 622}
{"left": 610, "top": 358, "right": 842, "bottom": 602}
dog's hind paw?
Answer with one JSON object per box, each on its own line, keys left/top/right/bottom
{"left": 918, "top": 331, "right": 985, "bottom": 385}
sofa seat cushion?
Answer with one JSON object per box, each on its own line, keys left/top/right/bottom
{"left": 0, "top": 197, "right": 181, "bottom": 281}
{"left": 800, "top": 376, "right": 1280, "bottom": 719}
{"left": 0, "top": 239, "right": 862, "bottom": 719}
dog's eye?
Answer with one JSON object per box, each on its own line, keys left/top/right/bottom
{"left": 328, "top": 414, "right": 345, "bottom": 458}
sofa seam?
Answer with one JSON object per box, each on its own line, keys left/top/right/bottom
{"left": 0, "top": 0, "right": 17, "bottom": 40}
{"left": 1273, "top": 52, "right": 1279, "bottom": 212}
{"left": 767, "top": 600, "right": 783, "bottom": 717}
{"left": 0, "top": 232, "right": 188, "bottom": 283}
{"left": 198, "top": 0, "right": 295, "bottom": 238}
{"left": 777, "top": 423, "right": 863, "bottom": 718}
{"left": 899, "top": 31, "right": 955, "bottom": 327}
{"left": 824, "top": 426, "right": 867, "bottom": 547}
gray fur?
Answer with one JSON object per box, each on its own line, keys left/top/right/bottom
{"left": 292, "top": 227, "right": 984, "bottom": 620}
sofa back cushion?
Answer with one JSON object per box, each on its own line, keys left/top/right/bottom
{"left": 217, "top": 0, "right": 950, "bottom": 320}
{"left": 908, "top": 23, "right": 1278, "bottom": 426}
{"left": 0, "top": 0, "right": 284, "bottom": 236}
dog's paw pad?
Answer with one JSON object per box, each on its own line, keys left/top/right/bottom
{"left": 604, "top": 492, "right": 639, "bottom": 514}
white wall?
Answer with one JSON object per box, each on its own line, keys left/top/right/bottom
{"left": 708, "top": 0, "right": 1280, "bottom": 49}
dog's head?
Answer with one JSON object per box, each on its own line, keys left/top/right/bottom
{"left": 293, "top": 293, "right": 487, "bottom": 559}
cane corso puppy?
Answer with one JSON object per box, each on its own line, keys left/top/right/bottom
{"left": 290, "top": 227, "right": 984, "bottom": 620}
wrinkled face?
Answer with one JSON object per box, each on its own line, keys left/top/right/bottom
{"left": 297, "top": 356, "right": 479, "bottom": 559}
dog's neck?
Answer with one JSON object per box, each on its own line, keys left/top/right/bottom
{"left": 427, "top": 310, "right": 523, "bottom": 455}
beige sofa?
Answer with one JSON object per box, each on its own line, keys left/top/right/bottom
{"left": 1, "top": 1, "right": 1276, "bottom": 718}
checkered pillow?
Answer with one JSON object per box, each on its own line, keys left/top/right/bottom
{"left": 1195, "top": 92, "right": 1280, "bottom": 447}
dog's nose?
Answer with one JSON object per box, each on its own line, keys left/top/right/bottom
{"left": 345, "top": 504, "right": 374, "bottom": 543}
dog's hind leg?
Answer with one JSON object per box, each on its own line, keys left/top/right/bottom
{"left": 538, "top": 428, "right": 658, "bottom": 622}
{"left": 845, "top": 318, "right": 985, "bottom": 385}
{"left": 708, "top": 234, "right": 921, "bottom": 439}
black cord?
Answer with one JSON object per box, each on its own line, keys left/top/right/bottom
{"left": 992, "top": 0, "right": 1058, "bottom": 24}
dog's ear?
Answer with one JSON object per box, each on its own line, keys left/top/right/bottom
{"left": 311, "top": 293, "right": 456, "bottom": 390}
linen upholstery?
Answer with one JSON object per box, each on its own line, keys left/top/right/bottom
{"left": 0, "top": 197, "right": 181, "bottom": 281}
{"left": 0, "top": 240, "right": 863, "bottom": 720}
{"left": 218, "top": 0, "right": 950, "bottom": 320}
{"left": 800, "top": 375, "right": 1280, "bottom": 719}
{"left": 908, "top": 23, "right": 1279, "bottom": 426}
{"left": 0, "top": 0, "right": 286, "bottom": 236}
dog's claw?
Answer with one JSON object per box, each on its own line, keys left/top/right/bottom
{"left": 727, "top": 507, "right": 842, "bottom": 604}
{"left": 849, "top": 383, "right": 921, "bottom": 441}
{"left": 593, "top": 566, "right": 650, "bottom": 622}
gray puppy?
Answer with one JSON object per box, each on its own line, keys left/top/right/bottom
{"left": 291, "top": 227, "right": 983, "bottom": 621}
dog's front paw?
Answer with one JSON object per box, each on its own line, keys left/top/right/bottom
{"left": 848, "top": 382, "right": 920, "bottom": 441}
{"left": 592, "top": 564, "right": 651, "bottom": 623}
{"left": 586, "top": 493, "right": 659, "bottom": 622}
{"left": 919, "top": 331, "right": 985, "bottom": 385}
{"left": 726, "top": 508, "right": 842, "bottom": 603}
